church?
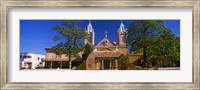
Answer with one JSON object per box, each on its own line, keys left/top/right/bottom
{"left": 85, "top": 21, "right": 137, "bottom": 70}
{"left": 44, "top": 21, "right": 143, "bottom": 70}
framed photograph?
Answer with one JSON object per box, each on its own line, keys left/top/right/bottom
{"left": 1, "top": 0, "right": 199, "bottom": 90}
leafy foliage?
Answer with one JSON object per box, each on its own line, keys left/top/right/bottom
{"left": 52, "top": 20, "right": 87, "bottom": 69}
{"left": 75, "top": 61, "right": 86, "bottom": 70}
{"left": 127, "top": 20, "right": 180, "bottom": 67}
{"left": 82, "top": 43, "right": 93, "bottom": 61}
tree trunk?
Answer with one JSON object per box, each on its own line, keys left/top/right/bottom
{"left": 69, "top": 54, "right": 72, "bottom": 69}
{"left": 156, "top": 59, "right": 159, "bottom": 67}
{"left": 143, "top": 47, "right": 147, "bottom": 68}
{"left": 68, "top": 47, "right": 72, "bottom": 69}
{"left": 143, "top": 46, "right": 150, "bottom": 68}
{"left": 143, "top": 27, "right": 148, "bottom": 68}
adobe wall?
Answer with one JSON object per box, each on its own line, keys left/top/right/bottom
{"left": 128, "top": 54, "right": 143, "bottom": 63}
{"left": 96, "top": 46, "right": 128, "bottom": 55}
{"left": 86, "top": 51, "right": 122, "bottom": 70}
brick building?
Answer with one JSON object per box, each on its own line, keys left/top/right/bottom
{"left": 45, "top": 21, "right": 142, "bottom": 70}
{"left": 85, "top": 21, "right": 142, "bottom": 70}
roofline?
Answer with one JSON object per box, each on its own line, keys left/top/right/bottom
{"left": 20, "top": 52, "right": 45, "bottom": 56}
{"left": 96, "top": 37, "right": 117, "bottom": 46}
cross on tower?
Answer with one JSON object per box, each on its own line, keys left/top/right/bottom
{"left": 105, "top": 31, "right": 108, "bottom": 37}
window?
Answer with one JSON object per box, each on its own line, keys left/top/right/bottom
{"left": 104, "top": 40, "right": 108, "bottom": 45}
{"left": 23, "top": 56, "right": 27, "bottom": 59}
{"left": 122, "top": 34, "right": 126, "bottom": 43}
{"left": 20, "top": 55, "right": 24, "bottom": 61}
{"left": 27, "top": 55, "right": 32, "bottom": 58}
{"left": 38, "top": 57, "right": 40, "bottom": 60}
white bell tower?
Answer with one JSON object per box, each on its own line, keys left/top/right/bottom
{"left": 118, "top": 20, "right": 127, "bottom": 45}
{"left": 85, "top": 20, "right": 95, "bottom": 45}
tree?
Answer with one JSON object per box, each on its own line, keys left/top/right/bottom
{"left": 82, "top": 43, "right": 93, "bottom": 61}
{"left": 52, "top": 20, "right": 87, "bottom": 69}
{"left": 147, "top": 29, "right": 180, "bottom": 67}
{"left": 127, "top": 20, "right": 179, "bottom": 68}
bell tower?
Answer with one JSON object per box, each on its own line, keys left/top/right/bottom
{"left": 118, "top": 20, "right": 127, "bottom": 45}
{"left": 84, "top": 20, "right": 95, "bottom": 45}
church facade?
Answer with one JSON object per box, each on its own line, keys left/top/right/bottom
{"left": 44, "top": 21, "right": 143, "bottom": 70}
{"left": 84, "top": 21, "right": 142, "bottom": 70}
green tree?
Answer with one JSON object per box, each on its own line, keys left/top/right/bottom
{"left": 82, "top": 43, "right": 93, "bottom": 61}
{"left": 52, "top": 20, "right": 87, "bottom": 69}
{"left": 147, "top": 29, "right": 180, "bottom": 67}
{"left": 127, "top": 20, "right": 179, "bottom": 68}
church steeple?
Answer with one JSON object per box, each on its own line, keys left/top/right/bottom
{"left": 118, "top": 20, "right": 126, "bottom": 32}
{"left": 87, "top": 20, "right": 93, "bottom": 33}
{"left": 85, "top": 20, "right": 95, "bottom": 45}
{"left": 118, "top": 20, "right": 127, "bottom": 45}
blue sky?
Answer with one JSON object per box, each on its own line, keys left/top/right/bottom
{"left": 20, "top": 20, "right": 180, "bottom": 55}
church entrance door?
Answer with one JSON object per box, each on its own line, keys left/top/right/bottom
{"left": 104, "top": 60, "right": 110, "bottom": 69}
